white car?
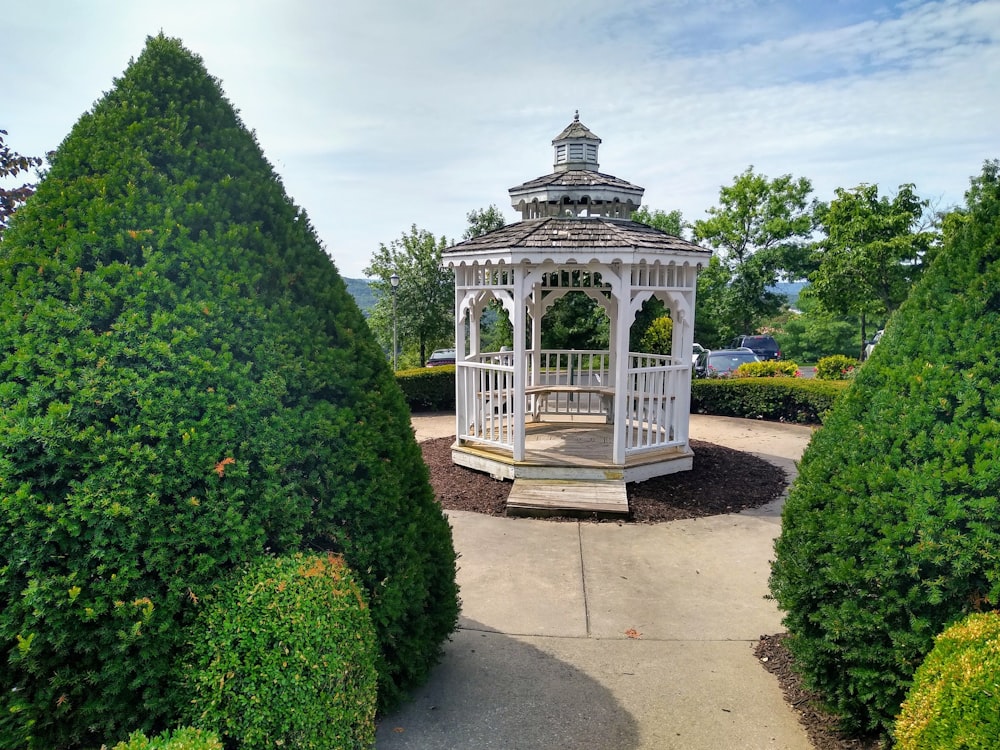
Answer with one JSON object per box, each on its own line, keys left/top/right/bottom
{"left": 863, "top": 330, "right": 884, "bottom": 361}
{"left": 691, "top": 343, "right": 705, "bottom": 367}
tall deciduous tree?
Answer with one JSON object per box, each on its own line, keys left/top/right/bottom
{"left": 632, "top": 205, "right": 685, "bottom": 237}
{"left": 810, "top": 183, "right": 935, "bottom": 355}
{"left": 693, "top": 166, "right": 815, "bottom": 337}
{"left": 463, "top": 204, "right": 506, "bottom": 239}
{"left": 0, "top": 129, "right": 43, "bottom": 235}
{"left": 366, "top": 225, "right": 454, "bottom": 366}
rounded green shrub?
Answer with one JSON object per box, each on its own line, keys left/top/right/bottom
{"left": 814, "top": 354, "right": 858, "bottom": 380}
{"left": 0, "top": 35, "right": 457, "bottom": 748}
{"left": 770, "top": 161, "right": 1000, "bottom": 736}
{"left": 733, "top": 360, "right": 800, "bottom": 378}
{"left": 111, "top": 728, "right": 223, "bottom": 750}
{"left": 184, "top": 553, "right": 377, "bottom": 750}
{"left": 894, "top": 612, "right": 1000, "bottom": 750}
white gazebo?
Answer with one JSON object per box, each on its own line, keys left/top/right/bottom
{"left": 443, "top": 114, "right": 711, "bottom": 497}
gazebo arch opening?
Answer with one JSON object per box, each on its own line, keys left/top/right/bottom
{"left": 444, "top": 115, "right": 711, "bottom": 484}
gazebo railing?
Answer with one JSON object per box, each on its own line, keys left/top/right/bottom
{"left": 625, "top": 353, "right": 688, "bottom": 454}
{"left": 457, "top": 355, "right": 516, "bottom": 450}
{"left": 457, "top": 349, "right": 689, "bottom": 456}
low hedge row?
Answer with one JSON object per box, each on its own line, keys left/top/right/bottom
{"left": 396, "top": 366, "right": 456, "bottom": 411}
{"left": 691, "top": 378, "right": 847, "bottom": 424}
{"left": 396, "top": 368, "right": 845, "bottom": 425}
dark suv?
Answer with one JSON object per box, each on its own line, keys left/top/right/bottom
{"left": 729, "top": 335, "right": 781, "bottom": 361}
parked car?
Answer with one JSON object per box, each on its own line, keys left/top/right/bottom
{"left": 694, "top": 348, "right": 761, "bottom": 378}
{"left": 863, "top": 329, "right": 884, "bottom": 361}
{"left": 691, "top": 343, "right": 705, "bottom": 366}
{"left": 426, "top": 348, "right": 456, "bottom": 367}
{"left": 729, "top": 334, "right": 781, "bottom": 361}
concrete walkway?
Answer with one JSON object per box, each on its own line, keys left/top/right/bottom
{"left": 376, "top": 414, "right": 817, "bottom": 749}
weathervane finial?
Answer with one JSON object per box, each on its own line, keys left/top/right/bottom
{"left": 574, "top": 109, "right": 579, "bottom": 122}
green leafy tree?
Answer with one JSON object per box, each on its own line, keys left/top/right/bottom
{"left": 541, "top": 288, "right": 610, "bottom": 351}
{"left": 366, "top": 226, "right": 454, "bottom": 367}
{"left": 693, "top": 254, "right": 733, "bottom": 346}
{"left": 631, "top": 205, "right": 685, "bottom": 237}
{"left": 638, "top": 316, "right": 673, "bottom": 355}
{"left": 0, "top": 35, "right": 457, "bottom": 748}
{"left": 769, "top": 159, "right": 1000, "bottom": 737}
{"left": 0, "top": 129, "right": 43, "bottom": 235}
{"left": 767, "top": 290, "right": 858, "bottom": 362}
{"left": 463, "top": 204, "right": 506, "bottom": 239}
{"left": 810, "top": 183, "right": 935, "bottom": 355}
{"left": 694, "top": 166, "right": 815, "bottom": 335}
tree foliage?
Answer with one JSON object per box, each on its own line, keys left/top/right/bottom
{"left": 694, "top": 166, "right": 815, "bottom": 336}
{"left": 810, "top": 183, "right": 934, "bottom": 354}
{"left": 463, "top": 204, "right": 506, "bottom": 239}
{"left": 631, "top": 205, "right": 685, "bottom": 237}
{"left": 365, "top": 225, "right": 454, "bottom": 366}
{"left": 0, "top": 35, "right": 457, "bottom": 747}
{"left": 0, "top": 129, "right": 43, "bottom": 235}
{"left": 769, "top": 159, "right": 1000, "bottom": 737}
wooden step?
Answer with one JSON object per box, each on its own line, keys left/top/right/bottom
{"left": 506, "top": 478, "right": 628, "bottom": 519}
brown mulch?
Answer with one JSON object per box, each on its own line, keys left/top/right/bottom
{"left": 420, "top": 436, "right": 787, "bottom": 521}
{"left": 420, "top": 435, "right": 884, "bottom": 750}
{"left": 755, "top": 635, "right": 886, "bottom": 750}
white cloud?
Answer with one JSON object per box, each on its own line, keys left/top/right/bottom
{"left": 3, "top": 0, "right": 998, "bottom": 276}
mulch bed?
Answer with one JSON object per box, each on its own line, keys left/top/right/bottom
{"left": 419, "top": 435, "right": 885, "bottom": 749}
{"left": 420, "top": 436, "right": 787, "bottom": 521}
{"left": 755, "top": 635, "right": 886, "bottom": 750}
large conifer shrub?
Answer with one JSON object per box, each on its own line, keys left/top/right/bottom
{"left": 770, "top": 160, "right": 1000, "bottom": 735}
{"left": 0, "top": 35, "right": 457, "bottom": 748}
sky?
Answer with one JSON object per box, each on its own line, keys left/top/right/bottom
{"left": 5, "top": 0, "right": 999, "bottom": 279}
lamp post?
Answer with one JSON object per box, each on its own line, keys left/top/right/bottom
{"left": 389, "top": 272, "right": 400, "bottom": 371}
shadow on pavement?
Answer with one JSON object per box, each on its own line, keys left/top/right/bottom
{"left": 375, "top": 621, "right": 640, "bottom": 750}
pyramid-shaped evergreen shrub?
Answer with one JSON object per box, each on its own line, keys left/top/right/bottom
{"left": 770, "top": 160, "right": 1000, "bottom": 736}
{"left": 0, "top": 34, "right": 457, "bottom": 748}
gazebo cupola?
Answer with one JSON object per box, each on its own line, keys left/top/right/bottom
{"left": 509, "top": 111, "right": 644, "bottom": 220}
{"left": 443, "top": 113, "right": 712, "bottom": 493}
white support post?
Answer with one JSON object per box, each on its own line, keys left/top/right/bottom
{"left": 454, "top": 281, "right": 466, "bottom": 443}
{"left": 674, "top": 287, "right": 696, "bottom": 448}
{"left": 608, "top": 266, "right": 630, "bottom": 465}
{"left": 512, "top": 268, "right": 528, "bottom": 461}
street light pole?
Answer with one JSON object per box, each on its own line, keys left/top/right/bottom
{"left": 389, "top": 272, "right": 400, "bottom": 371}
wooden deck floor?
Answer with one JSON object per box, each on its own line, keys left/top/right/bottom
{"left": 453, "top": 421, "right": 693, "bottom": 483}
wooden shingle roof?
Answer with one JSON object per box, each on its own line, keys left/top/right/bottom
{"left": 444, "top": 217, "right": 710, "bottom": 256}
{"left": 509, "top": 170, "right": 643, "bottom": 194}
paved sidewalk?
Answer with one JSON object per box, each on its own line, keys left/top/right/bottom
{"left": 376, "top": 414, "right": 816, "bottom": 749}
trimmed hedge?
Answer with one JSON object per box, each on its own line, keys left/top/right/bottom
{"left": 691, "top": 378, "right": 847, "bottom": 424}
{"left": 111, "top": 728, "right": 223, "bottom": 750}
{"left": 814, "top": 354, "right": 858, "bottom": 380}
{"left": 733, "top": 360, "right": 800, "bottom": 378}
{"left": 894, "top": 612, "right": 1000, "bottom": 749}
{"left": 396, "top": 365, "right": 456, "bottom": 411}
{"left": 184, "top": 553, "right": 377, "bottom": 750}
{"left": 0, "top": 35, "right": 456, "bottom": 747}
{"left": 770, "top": 161, "right": 1000, "bottom": 736}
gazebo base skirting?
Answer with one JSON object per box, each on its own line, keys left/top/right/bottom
{"left": 452, "top": 421, "right": 694, "bottom": 483}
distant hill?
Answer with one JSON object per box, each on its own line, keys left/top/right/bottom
{"left": 771, "top": 281, "right": 807, "bottom": 308}
{"left": 344, "top": 277, "right": 375, "bottom": 316}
